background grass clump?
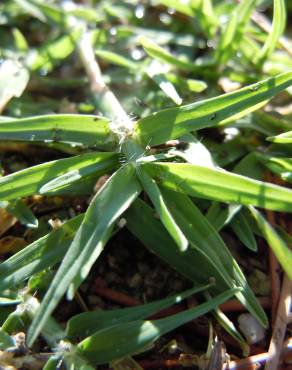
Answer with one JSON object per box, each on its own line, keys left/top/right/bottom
{"left": 0, "top": 0, "right": 291, "bottom": 369}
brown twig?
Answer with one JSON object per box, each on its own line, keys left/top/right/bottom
{"left": 265, "top": 174, "right": 281, "bottom": 328}
{"left": 219, "top": 297, "right": 270, "bottom": 312}
{"left": 265, "top": 275, "right": 292, "bottom": 370}
{"left": 94, "top": 278, "right": 141, "bottom": 306}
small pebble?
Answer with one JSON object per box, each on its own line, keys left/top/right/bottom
{"left": 238, "top": 313, "right": 265, "bottom": 344}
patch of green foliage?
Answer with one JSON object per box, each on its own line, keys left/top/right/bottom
{"left": 0, "top": 0, "right": 291, "bottom": 368}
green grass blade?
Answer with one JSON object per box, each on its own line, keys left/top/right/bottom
{"left": 5, "top": 200, "right": 38, "bottom": 228}
{"left": 212, "top": 308, "right": 249, "bottom": 356}
{"left": 161, "top": 189, "right": 267, "bottom": 326}
{"left": 137, "top": 167, "right": 188, "bottom": 251}
{"left": 125, "top": 198, "right": 267, "bottom": 327}
{"left": 134, "top": 72, "right": 292, "bottom": 146}
{"left": 146, "top": 67, "right": 182, "bottom": 105}
{"left": 66, "top": 284, "right": 211, "bottom": 338}
{"left": 256, "top": 154, "right": 292, "bottom": 183}
{"left": 139, "top": 36, "right": 207, "bottom": 72}
{"left": 230, "top": 211, "right": 258, "bottom": 252}
{"left": 267, "top": 130, "right": 292, "bottom": 144}
{"left": 0, "top": 152, "right": 118, "bottom": 201}
{"left": 256, "top": 0, "right": 286, "bottom": 63}
{"left": 43, "top": 355, "right": 64, "bottom": 370}
{"left": 142, "top": 162, "right": 292, "bottom": 213}
{"left": 0, "top": 329, "right": 15, "bottom": 350}
{"left": 95, "top": 49, "right": 139, "bottom": 70}
{"left": 0, "top": 214, "right": 83, "bottom": 291}
{"left": 27, "top": 164, "right": 142, "bottom": 346}
{"left": 0, "top": 114, "right": 116, "bottom": 149}
{"left": 248, "top": 206, "right": 292, "bottom": 279}
{"left": 216, "top": 0, "right": 256, "bottom": 64}
{"left": 76, "top": 288, "right": 239, "bottom": 364}
{"left": 206, "top": 203, "right": 241, "bottom": 231}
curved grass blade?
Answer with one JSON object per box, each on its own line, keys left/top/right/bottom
{"left": 139, "top": 35, "right": 209, "bottom": 72}
{"left": 43, "top": 355, "right": 64, "bottom": 370}
{"left": 134, "top": 72, "right": 292, "bottom": 146}
{"left": 137, "top": 167, "right": 188, "bottom": 251}
{"left": 0, "top": 114, "right": 116, "bottom": 149}
{"left": 125, "top": 198, "right": 267, "bottom": 327}
{"left": 142, "top": 162, "right": 292, "bottom": 213}
{"left": 206, "top": 203, "right": 241, "bottom": 231}
{"left": 230, "top": 211, "right": 258, "bottom": 252}
{"left": 256, "top": 0, "right": 286, "bottom": 63}
{"left": 212, "top": 308, "right": 249, "bottom": 356}
{"left": 248, "top": 206, "right": 292, "bottom": 279}
{"left": 0, "top": 329, "right": 15, "bottom": 350}
{"left": 27, "top": 164, "right": 142, "bottom": 346}
{"left": 267, "top": 130, "right": 292, "bottom": 144}
{"left": 66, "top": 284, "right": 210, "bottom": 338}
{"left": 76, "top": 288, "right": 239, "bottom": 364}
{"left": 95, "top": 49, "right": 139, "bottom": 70}
{"left": 215, "top": 0, "right": 256, "bottom": 64}
{"left": 2, "top": 200, "right": 38, "bottom": 229}
{"left": 0, "top": 152, "right": 118, "bottom": 201}
{"left": 256, "top": 154, "right": 292, "bottom": 183}
{"left": 0, "top": 214, "right": 83, "bottom": 291}
{"left": 161, "top": 189, "right": 267, "bottom": 327}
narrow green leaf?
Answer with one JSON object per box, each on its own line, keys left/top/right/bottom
{"left": 27, "top": 164, "right": 142, "bottom": 346}
{"left": 66, "top": 284, "right": 210, "bottom": 338}
{"left": 95, "top": 49, "right": 138, "bottom": 70}
{"left": 0, "top": 152, "right": 118, "bottom": 201}
{"left": 216, "top": 0, "right": 256, "bottom": 63}
{"left": 212, "top": 308, "right": 249, "bottom": 356}
{"left": 146, "top": 67, "right": 182, "bottom": 105}
{"left": 134, "top": 72, "right": 292, "bottom": 146}
{"left": 166, "top": 73, "right": 207, "bottom": 93}
{"left": 126, "top": 198, "right": 267, "bottom": 327}
{"left": 137, "top": 167, "right": 188, "bottom": 251}
{"left": 0, "top": 329, "right": 15, "bottom": 350}
{"left": 161, "top": 189, "right": 267, "bottom": 326}
{"left": 0, "top": 114, "right": 116, "bottom": 149}
{"left": 139, "top": 36, "right": 206, "bottom": 72}
{"left": 206, "top": 203, "right": 241, "bottom": 231}
{"left": 248, "top": 206, "right": 292, "bottom": 279}
{"left": 0, "top": 214, "right": 83, "bottom": 291}
{"left": 256, "top": 154, "right": 292, "bottom": 183}
{"left": 267, "top": 130, "right": 292, "bottom": 144}
{"left": 231, "top": 211, "right": 258, "bottom": 251}
{"left": 43, "top": 355, "right": 64, "bottom": 370}
{"left": 169, "top": 134, "right": 217, "bottom": 168}
{"left": 256, "top": 0, "right": 286, "bottom": 63}
{"left": 76, "top": 289, "right": 239, "bottom": 364}
{"left": 142, "top": 162, "right": 292, "bottom": 213}
{"left": 6, "top": 200, "right": 38, "bottom": 228}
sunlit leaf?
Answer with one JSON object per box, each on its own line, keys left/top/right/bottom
{"left": 0, "top": 115, "right": 116, "bottom": 149}
{"left": 248, "top": 206, "right": 292, "bottom": 279}
{"left": 27, "top": 164, "right": 141, "bottom": 346}
{"left": 134, "top": 72, "right": 292, "bottom": 146}
{"left": 0, "top": 152, "right": 118, "bottom": 201}
{"left": 142, "top": 161, "right": 292, "bottom": 213}
{"left": 66, "top": 284, "right": 210, "bottom": 338}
